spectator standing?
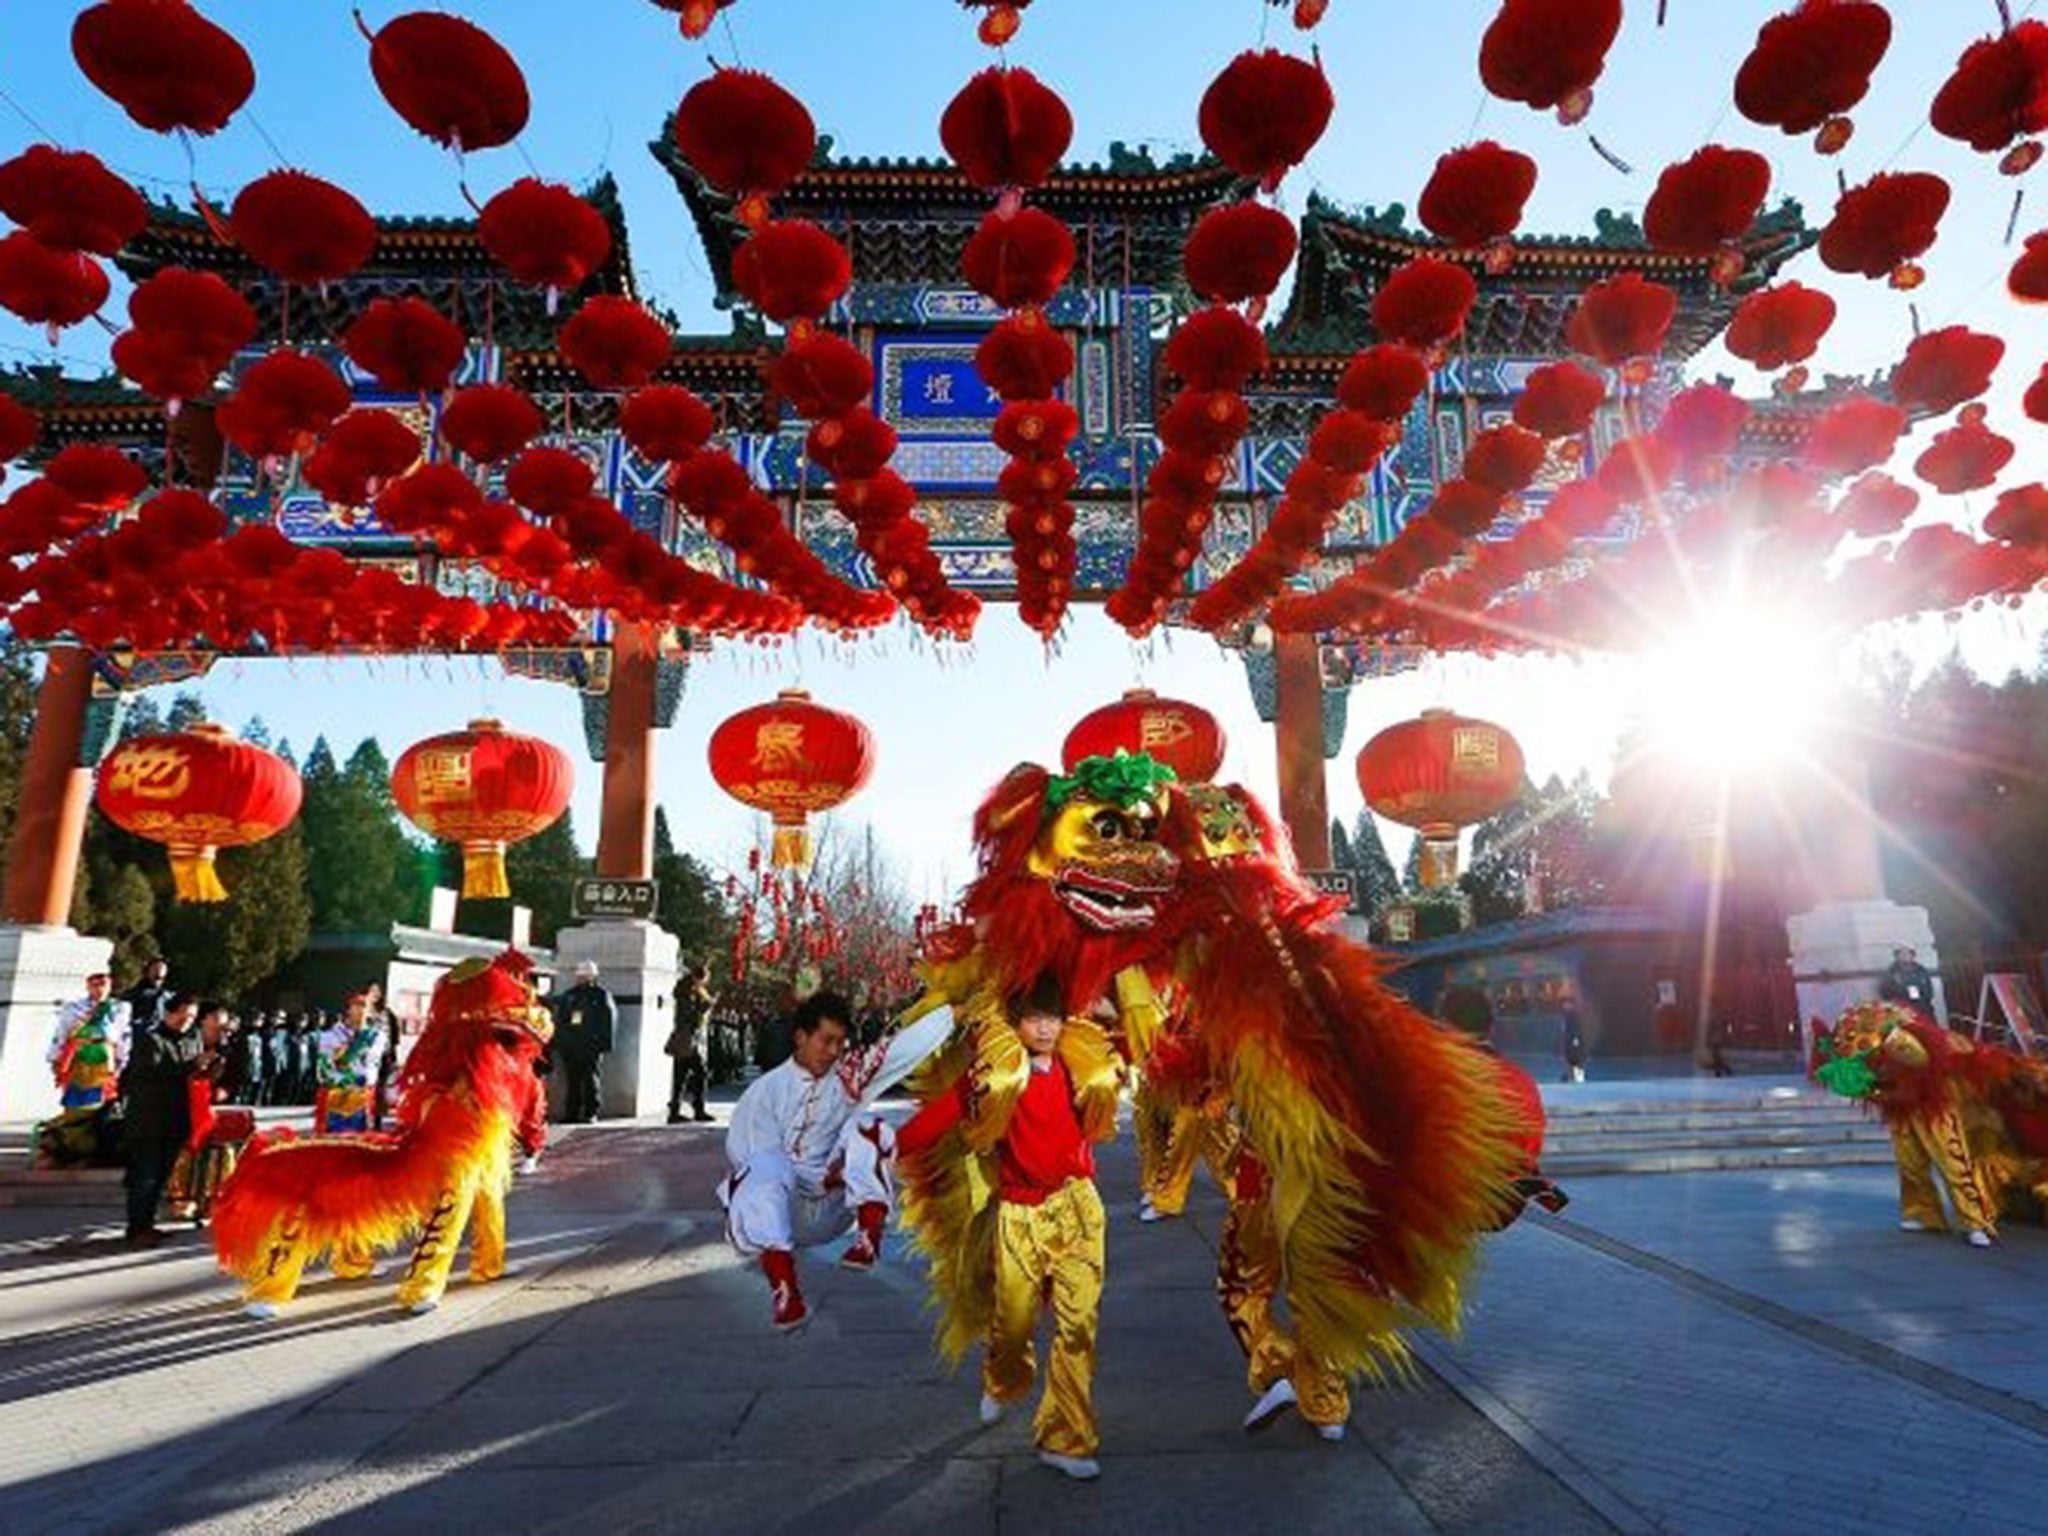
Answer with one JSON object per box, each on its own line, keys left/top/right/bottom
{"left": 120, "top": 957, "right": 172, "bottom": 1041}
{"left": 264, "top": 1013, "right": 292, "bottom": 1104}
{"left": 47, "top": 971, "right": 130, "bottom": 1112}
{"left": 122, "top": 992, "right": 210, "bottom": 1247}
{"left": 1879, "top": 947, "right": 1938, "bottom": 1017}
{"left": 552, "top": 961, "right": 616, "bottom": 1123}
{"left": 1560, "top": 1007, "right": 1588, "bottom": 1084}
{"left": 668, "top": 958, "right": 716, "bottom": 1123}
{"left": 233, "top": 1011, "right": 268, "bottom": 1105}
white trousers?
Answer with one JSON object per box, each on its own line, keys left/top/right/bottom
{"left": 720, "top": 1114, "right": 895, "bottom": 1257}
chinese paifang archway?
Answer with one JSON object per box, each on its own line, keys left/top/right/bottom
{"left": 4, "top": 0, "right": 2048, "bottom": 926}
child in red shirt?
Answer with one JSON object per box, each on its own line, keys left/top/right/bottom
{"left": 897, "top": 973, "right": 1120, "bottom": 1481}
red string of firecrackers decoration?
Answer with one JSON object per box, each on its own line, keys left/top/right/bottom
{"left": 941, "top": 61, "right": 1080, "bottom": 637}
{"left": 1110, "top": 47, "right": 1334, "bottom": 636}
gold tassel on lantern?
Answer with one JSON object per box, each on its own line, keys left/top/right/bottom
{"left": 1417, "top": 828, "right": 1461, "bottom": 888}
{"left": 770, "top": 814, "right": 813, "bottom": 871}
{"left": 168, "top": 844, "right": 229, "bottom": 903}
{"left": 460, "top": 841, "right": 512, "bottom": 899}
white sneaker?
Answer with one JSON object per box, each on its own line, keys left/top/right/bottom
{"left": 1315, "top": 1423, "right": 1347, "bottom": 1443}
{"left": 517, "top": 1154, "right": 541, "bottom": 1176}
{"left": 1037, "top": 1450, "right": 1101, "bottom": 1481}
{"left": 1244, "top": 1377, "right": 1298, "bottom": 1433}
{"left": 1138, "top": 1203, "right": 1171, "bottom": 1224}
{"left": 406, "top": 1298, "right": 440, "bottom": 1316}
{"left": 1899, "top": 1218, "right": 1930, "bottom": 1232}
{"left": 1967, "top": 1229, "right": 1994, "bottom": 1248}
{"left": 978, "top": 1393, "right": 1004, "bottom": 1427}
{"left": 242, "top": 1301, "right": 278, "bottom": 1321}
{"left": 1136, "top": 1195, "right": 1154, "bottom": 1219}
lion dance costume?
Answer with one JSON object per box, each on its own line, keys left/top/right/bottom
{"left": 212, "top": 951, "right": 552, "bottom": 1317}
{"left": 1815, "top": 1000, "right": 2048, "bottom": 1245}
{"left": 897, "top": 753, "right": 1553, "bottom": 1439}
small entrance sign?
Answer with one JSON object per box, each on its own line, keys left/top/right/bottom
{"left": 1304, "top": 869, "right": 1359, "bottom": 911}
{"left": 571, "top": 878, "right": 659, "bottom": 921}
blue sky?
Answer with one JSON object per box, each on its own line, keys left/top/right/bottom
{"left": 4, "top": 2, "right": 2045, "bottom": 895}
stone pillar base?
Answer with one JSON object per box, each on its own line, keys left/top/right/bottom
{"left": 1786, "top": 900, "right": 1941, "bottom": 1059}
{"left": 0, "top": 925, "right": 115, "bottom": 1124}
{"left": 552, "top": 920, "right": 679, "bottom": 1119}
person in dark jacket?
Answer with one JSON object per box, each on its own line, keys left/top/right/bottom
{"left": 234, "top": 1011, "right": 268, "bottom": 1105}
{"left": 123, "top": 992, "right": 210, "bottom": 1247}
{"left": 553, "top": 961, "right": 616, "bottom": 1123}
{"left": 668, "top": 959, "right": 717, "bottom": 1124}
{"left": 120, "top": 957, "right": 172, "bottom": 1040}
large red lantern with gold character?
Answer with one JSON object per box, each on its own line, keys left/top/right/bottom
{"left": 1062, "top": 689, "right": 1226, "bottom": 783}
{"left": 1357, "top": 709, "right": 1524, "bottom": 887}
{"left": 708, "top": 688, "right": 873, "bottom": 869}
{"left": 391, "top": 719, "right": 572, "bottom": 899}
{"left": 95, "top": 723, "right": 302, "bottom": 901}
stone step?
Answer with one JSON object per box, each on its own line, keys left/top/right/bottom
{"left": 1543, "top": 1123, "right": 1892, "bottom": 1156}
{"left": 1541, "top": 1108, "right": 1876, "bottom": 1138}
{"left": 1545, "top": 1143, "right": 1899, "bottom": 1177}
{"left": 0, "top": 1167, "right": 124, "bottom": 1207}
{"left": 1542, "top": 1094, "right": 1843, "bottom": 1121}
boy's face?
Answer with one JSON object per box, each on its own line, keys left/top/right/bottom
{"left": 1017, "top": 1010, "right": 1063, "bottom": 1057}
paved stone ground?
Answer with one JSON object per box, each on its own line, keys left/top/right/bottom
{"left": 0, "top": 1094, "right": 2043, "bottom": 1535}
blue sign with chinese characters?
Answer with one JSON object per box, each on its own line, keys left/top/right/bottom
{"left": 894, "top": 351, "right": 1003, "bottom": 424}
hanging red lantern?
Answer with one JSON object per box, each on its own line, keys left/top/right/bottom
{"left": 216, "top": 350, "right": 352, "bottom": 460}
{"left": 1819, "top": 172, "right": 1950, "bottom": 289}
{"left": 0, "top": 234, "right": 108, "bottom": 333}
{"left": 96, "top": 723, "right": 302, "bottom": 901}
{"left": 558, "top": 296, "right": 672, "bottom": 389}
{"left": 1479, "top": 0, "right": 1622, "bottom": 124}
{"left": 941, "top": 68, "right": 1074, "bottom": 193}
{"left": 440, "top": 383, "right": 544, "bottom": 465}
{"left": 962, "top": 207, "right": 1076, "bottom": 310}
{"left": 72, "top": 0, "right": 254, "bottom": 136}
{"left": 391, "top": 719, "right": 573, "bottom": 898}
{"left": 1358, "top": 709, "right": 1524, "bottom": 886}
{"left": 730, "top": 220, "right": 853, "bottom": 323}
{"left": 230, "top": 170, "right": 378, "bottom": 286}
{"left": 1418, "top": 141, "right": 1537, "bottom": 250}
{"left": 1565, "top": 273, "right": 1677, "bottom": 367}
{"left": 1931, "top": 20, "right": 2048, "bottom": 172}
{"left": 477, "top": 178, "right": 613, "bottom": 297}
{"left": 1915, "top": 421, "right": 2015, "bottom": 495}
{"left": 1338, "top": 344, "right": 1432, "bottom": 420}
{"left": 2011, "top": 231, "right": 2048, "bottom": 301}
{"left": 652, "top": 0, "right": 737, "bottom": 40}
{"left": 1890, "top": 326, "right": 2005, "bottom": 416}
{"left": 304, "top": 408, "right": 422, "bottom": 506}
{"left": 125, "top": 266, "right": 255, "bottom": 365}
{"left": 1642, "top": 146, "right": 1771, "bottom": 272}
{"left": 1463, "top": 423, "right": 1550, "bottom": 494}
{"left": 1371, "top": 257, "right": 1478, "bottom": 351}
{"left": 1800, "top": 395, "right": 1906, "bottom": 476}
{"left": 975, "top": 309, "right": 1073, "bottom": 401}
{"left": 672, "top": 68, "right": 816, "bottom": 227}
{"left": 1164, "top": 307, "right": 1268, "bottom": 391}
{"left": 44, "top": 444, "right": 148, "bottom": 512}
{"left": 361, "top": 10, "right": 529, "bottom": 152}
{"left": 620, "top": 384, "right": 715, "bottom": 464}
{"left": 1513, "top": 360, "right": 1606, "bottom": 438}
{"left": 1725, "top": 281, "right": 1837, "bottom": 372}
{"left": 505, "top": 446, "right": 596, "bottom": 518}
{"left": 1983, "top": 483, "right": 2048, "bottom": 546}
{"left": 342, "top": 296, "right": 467, "bottom": 395}
{"left": 0, "top": 146, "right": 147, "bottom": 257}
{"left": 0, "top": 395, "right": 39, "bottom": 462}
{"left": 1063, "top": 689, "right": 1225, "bottom": 783}
{"left": 1198, "top": 50, "right": 1334, "bottom": 190}
{"left": 1182, "top": 203, "right": 1298, "bottom": 306}
{"left": 1735, "top": 1, "right": 1891, "bottom": 153}
{"left": 1836, "top": 472, "right": 1919, "bottom": 538}
{"left": 708, "top": 688, "right": 874, "bottom": 869}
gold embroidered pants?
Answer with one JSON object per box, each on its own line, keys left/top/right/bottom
{"left": 982, "top": 1179, "right": 1105, "bottom": 1457}
{"left": 1217, "top": 1167, "right": 1350, "bottom": 1427}
{"left": 1147, "top": 1101, "right": 1236, "bottom": 1216}
{"left": 1893, "top": 1108, "right": 1996, "bottom": 1235}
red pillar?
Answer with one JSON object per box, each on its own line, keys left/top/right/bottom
{"left": 594, "top": 622, "right": 659, "bottom": 881}
{"left": 1274, "top": 632, "right": 1331, "bottom": 870}
{"left": 2, "top": 646, "right": 96, "bottom": 926}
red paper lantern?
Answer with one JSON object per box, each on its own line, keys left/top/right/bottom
{"left": 1062, "top": 689, "right": 1226, "bottom": 783}
{"left": 1182, "top": 203, "right": 1298, "bottom": 305}
{"left": 0, "top": 395, "right": 39, "bottom": 462}
{"left": 1371, "top": 257, "right": 1478, "bottom": 351}
{"left": 1931, "top": 21, "right": 2048, "bottom": 163}
{"left": 672, "top": 68, "right": 816, "bottom": 224}
{"left": 940, "top": 68, "right": 1073, "bottom": 192}
{"left": 1657, "top": 384, "right": 1751, "bottom": 469}
{"left": 1565, "top": 273, "right": 1677, "bottom": 366}
{"left": 708, "top": 688, "right": 874, "bottom": 868}
{"left": 72, "top": 0, "right": 254, "bottom": 136}
{"left": 440, "top": 383, "right": 544, "bottom": 466}
{"left": 342, "top": 296, "right": 467, "bottom": 395}
{"left": 362, "top": 10, "right": 529, "bottom": 152}
{"left": 558, "top": 296, "right": 672, "bottom": 389}
{"left": 1418, "top": 141, "right": 1537, "bottom": 249}
{"left": 620, "top": 384, "right": 716, "bottom": 464}
{"left": 1735, "top": 1, "right": 1891, "bottom": 152}
{"left": 730, "top": 220, "right": 853, "bottom": 323}
{"left": 304, "top": 409, "right": 421, "bottom": 506}
{"left": 769, "top": 333, "right": 873, "bottom": 417}
{"left": 1164, "top": 307, "right": 1268, "bottom": 391}
{"left": 230, "top": 170, "right": 377, "bottom": 286}
{"left": 1338, "top": 344, "right": 1432, "bottom": 420}
{"left": 1819, "top": 172, "right": 1950, "bottom": 288}
{"left": 1198, "top": 50, "right": 1334, "bottom": 190}
{"left": 44, "top": 443, "right": 147, "bottom": 511}
{"left": 1463, "top": 423, "right": 1549, "bottom": 494}
{"left": 374, "top": 462, "right": 484, "bottom": 540}
{"left": 1983, "top": 483, "right": 2048, "bottom": 546}
{"left": 1642, "top": 146, "right": 1771, "bottom": 260}
{"left": 96, "top": 723, "right": 302, "bottom": 901}
{"left": 962, "top": 207, "right": 1076, "bottom": 310}
{"left": 975, "top": 310, "right": 1074, "bottom": 401}
{"left": 0, "top": 146, "right": 147, "bottom": 256}
{"left": 1429, "top": 479, "right": 1506, "bottom": 538}
{"left": 1801, "top": 395, "right": 1905, "bottom": 476}
{"left": 1479, "top": 0, "right": 1622, "bottom": 124}
{"left": 505, "top": 446, "right": 596, "bottom": 517}
{"left": 391, "top": 719, "right": 573, "bottom": 898}
{"left": 2011, "top": 231, "right": 2048, "bottom": 301}
{"left": 478, "top": 178, "right": 613, "bottom": 296}
{"left": 217, "top": 350, "right": 352, "bottom": 460}
{"left": 1725, "top": 281, "right": 1837, "bottom": 371}
{"left": 1890, "top": 326, "right": 2005, "bottom": 417}
{"left": 1513, "top": 360, "right": 1606, "bottom": 438}
{"left": 0, "top": 234, "right": 108, "bottom": 332}
{"left": 1836, "top": 472, "right": 1919, "bottom": 538}
{"left": 1594, "top": 434, "right": 1678, "bottom": 503}
{"left": 1915, "top": 421, "right": 2014, "bottom": 495}
{"left": 1357, "top": 708, "right": 1524, "bottom": 885}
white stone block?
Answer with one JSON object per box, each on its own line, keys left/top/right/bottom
{"left": 0, "top": 925, "right": 115, "bottom": 1123}
{"left": 551, "top": 919, "right": 680, "bottom": 1119}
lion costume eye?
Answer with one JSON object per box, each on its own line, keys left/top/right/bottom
{"left": 1090, "top": 810, "right": 1124, "bottom": 841}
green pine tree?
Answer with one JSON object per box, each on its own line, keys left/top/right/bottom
{"left": 0, "top": 640, "right": 42, "bottom": 888}
{"left": 164, "top": 693, "right": 207, "bottom": 732}
{"left": 157, "top": 823, "right": 313, "bottom": 1000}
{"left": 69, "top": 849, "right": 159, "bottom": 985}
{"left": 1329, "top": 818, "right": 1355, "bottom": 872}
{"left": 301, "top": 737, "right": 425, "bottom": 931}
{"left": 1350, "top": 809, "right": 1403, "bottom": 914}
{"left": 653, "top": 807, "right": 734, "bottom": 966}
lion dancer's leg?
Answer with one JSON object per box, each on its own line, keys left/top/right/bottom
{"left": 468, "top": 1179, "right": 509, "bottom": 1283}
{"left": 242, "top": 1210, "right": 314, "bottom": 1319}
{"left": 1132, "top": 1078, "right": 1175, "bottom": 1214}
{"left": 396, "top": 1177, "right": 479, "bottom": 1314}
{"left": 1145, "top": 1103, "right": 1203, "bottom": 1220}
{"left": 1226, "top": 1153, "right": 1350, "bottom": 1441}
{"left": 1925, "top": 1104, "right": 1998, "bottom": 1245}
{"left": 330, "top": 1240, "right": 379, "bottom": 1281}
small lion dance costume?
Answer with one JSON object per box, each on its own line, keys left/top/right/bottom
{"left": 1815, "top": 1001, "right": 2048, "bottom": 1246}
{"left": 212, "top": 951, "right": 552, "bottom": 1317}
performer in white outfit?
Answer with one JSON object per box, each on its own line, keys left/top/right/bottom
{"left": 720, "top": 990, "right": 896, "bottom": 1331}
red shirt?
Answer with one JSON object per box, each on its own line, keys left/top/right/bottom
{"left": 899, "top": 1055, "right": 1094, "bottom": 1206}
